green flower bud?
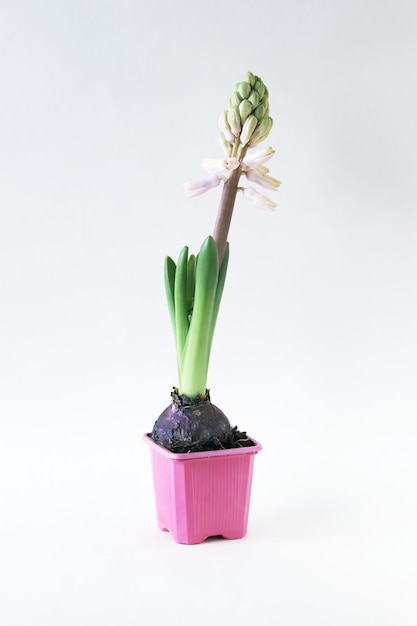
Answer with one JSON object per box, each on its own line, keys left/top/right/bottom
{"left": 248, "top": 116, "right": 273, "bottom": 147}
{"left": 254, "top": 79, "right": 265, "bottom": 100}
{"left": 240, "top": 114, "right": 258, "bottom": 146}
{"left": 227, "top": 106, "right": 241, "bottom": 137}
{"left": 239, "top": 99, "right": 253, "bottom": 124}
{"left": 248, "top": 91, "right": 260, "bottom": 109}
{"left": 253, "top": 100, "right": 268, "bottom": 121}
{"left": 237, "top": 81, "right": 251, "bottom": 100}
{"left": 244, "top": 71, "right": 256, "bottom": 87}
{"left": 229, "top": 92, "right": 242, "bottom": 108}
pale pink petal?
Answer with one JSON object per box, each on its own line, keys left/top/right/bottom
{"left": 243, "top": 146, "right": 275, "bottom": 166}
{"left": 245, "top": 166, "right": 281, "bottom": 190}
{"left": 241, "top": 186, "right": 277, "bottom": 211}
{"left": 202, "top": 157, "right": 240, "bottom": 174}
{"left": 184, "top": 174, "right": 221, "bottom": 197}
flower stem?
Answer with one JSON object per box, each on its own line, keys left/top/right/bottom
{"left": 212, "top": 166, "right": 241, "bottom": 265}
{"left": 212, "top": 140, "right": 249, "bottom": 264}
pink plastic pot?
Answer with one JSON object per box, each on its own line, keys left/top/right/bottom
{"left": 143, "top": 434, "right": 262, "bottom": 544}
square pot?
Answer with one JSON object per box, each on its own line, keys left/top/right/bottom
{"left": 143, "top": 434, "right": 262, "bottom": 544}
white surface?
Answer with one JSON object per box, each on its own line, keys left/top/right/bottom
{"left": 1, "top": 0, "right": 416, "bottom": 624}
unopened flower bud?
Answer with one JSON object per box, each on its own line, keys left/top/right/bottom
{"left": 229, "top": 92, "right": 242, "bottom": 108}
{"left": 227, "top": 106, "right": 241, "bottom": 137}
{"left": 237, "top": 81, "right": 251, "bottom": 100}
{"left": 244, "top": 71, "right": 256, "bottom": 87}
{"left": 248, "top": 116, "right": 273, "bottom": 147}
{"left": 254, "top": 79, "right": 266, "bottom": 100}
{"left": 253, "top": 100, "right": 268, "bottom": 121}
{"left": 219, "top": 131, "right": 232, "bottom": 156}
{"left": 239, "top": 99, "right": 253, "bottom": 123}
{"left": 248, "top": 91, "right": 260, "bottom": 109}
{"left": 219, "top": 111, "right": 235, "bottom": 143}
{"left": 240, "top": 114, "right": 258, "bottom": 146}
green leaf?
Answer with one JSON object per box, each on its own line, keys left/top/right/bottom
{"left": 164, "top": 256, "right": 176, "bottom": 336}
{"left": 174, "top": 247, "right": 190, "bottom": 375}
{"left": 180, "top": 236, "right": 219, "bottom": 397}
{"left": 187, "top": 254, "right": 196, "bottom": 321}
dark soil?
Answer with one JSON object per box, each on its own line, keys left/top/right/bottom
{"left": 161, "top": 425, "right": 255, "bottom": 454}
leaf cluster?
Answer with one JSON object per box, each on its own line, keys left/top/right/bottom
{"left": 164, "top": 236, "right": 229, "bottom": 398}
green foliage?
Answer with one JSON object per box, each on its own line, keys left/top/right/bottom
{"left": 164, "top": 236, "right": 229, "bottom": 398}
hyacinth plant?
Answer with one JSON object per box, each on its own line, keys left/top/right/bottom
{"left": 151, "top": 72, "right": 280, "bottom": 452}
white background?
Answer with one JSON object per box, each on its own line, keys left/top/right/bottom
{"left": 1, "top": 0, "right": 416, "bottom": 624}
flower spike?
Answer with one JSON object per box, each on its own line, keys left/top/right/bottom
{"left": 185, "top": 72, "right": 281, "bottom": 264}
